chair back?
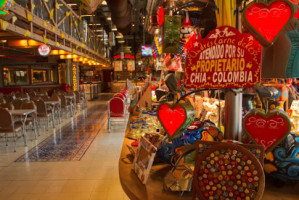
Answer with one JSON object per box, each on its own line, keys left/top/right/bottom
{"left": 109, "top": 97, "right": 124, "bottom": 114}
{"left": 29, "top": 91, "right": 36, "bottom": 98}
{"left": 50, "top": 94, "right": 61, "bottom": 102}
{"left": 34, "top": 99, "right": 47, "bottom": 114}
{"left": 40, "top": 95, "right": 49, "bottom": 101}
{"left": 0, "top": 98, "right": 6, "bottom": 104}
{"left": 114, "top": 93, "right": 125, "bottom": 100}
{"left": 4, "top": 95, "right": 15, "bottom": 103}
{"left": 0, "top": 108, "right": 13, "bottom": 128}
{"left": 59, "top": 95, "right": 67, "bottom": 106}
{"left": 21, "top": 101, "right": 37, "bottom": 110}
{"left": 1, "top": 103, "right": 14, "bottom": 110}
{"left": 12, "top": 99, "right": 24, "bottom": 109}
{"left": 20, "top": 92, "right": 30, "bottom": 99}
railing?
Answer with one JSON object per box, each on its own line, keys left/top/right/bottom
{"left": 6, "top": 0, "right": 108, "bottom": 64}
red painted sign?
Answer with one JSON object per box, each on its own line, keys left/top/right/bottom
{"left": 114, "top": 54, "right": 134, "bottom": 60}
{"left": 184, "top": 26, "right": 262, "bottom": 89}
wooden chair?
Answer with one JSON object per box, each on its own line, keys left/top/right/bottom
{"left": 1, "top": 102, "right": 14, "bottom": 110}
{"left": 0, "top": 108, "right": 24, "bottom": 152}
{"left": 107, "top": 97, "right": 126, "bottom": 131}
{"left": 12, "top": 99, "right": 24, "bottom": 110}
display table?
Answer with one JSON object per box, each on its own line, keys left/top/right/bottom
{"left": 119, "top": 117, "right": 299, "bottom": 200}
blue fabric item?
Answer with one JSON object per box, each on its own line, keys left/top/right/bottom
{"left": 286, "top": 29, "right": 299, "bottom": 78}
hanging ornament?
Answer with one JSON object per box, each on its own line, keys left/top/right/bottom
{"left": 163, "top": 15, "right": 181, "bottom": 53}
{"left": 0, "top": 0, "right": 13, "bottom": 15}
{"left": 242, "top": 0, "right": 294, "bottom": 47}
{"left": 289, "top": 0, "right": 299, "bottom": 4}
{"left": 180, "top": 11, "right": 193, "bottom": 42}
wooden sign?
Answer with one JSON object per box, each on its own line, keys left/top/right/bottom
{"left": 133, "top": 136, "right": 157, "bottom": 184}
{"left": 243, "top": 109, "right": 291, "bottom": 153}
{"left": 184, "top": 26, "right": 262, "bottom": 89}
{"left": 242, "top": 0, "right": 294, "bottom": 47}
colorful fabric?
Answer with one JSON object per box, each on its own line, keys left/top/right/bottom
{"left": 214, "top": 0, "right": 237, "bottom": 27}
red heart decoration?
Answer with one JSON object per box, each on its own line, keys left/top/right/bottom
{"left": 157, "top": 103, "right": 195, "bottom": 139}
{"left": 243, "top": 109, "right": 291, "bottom": 153}
{"left": 243, "top": 0, "right": 294, "bottom": 46}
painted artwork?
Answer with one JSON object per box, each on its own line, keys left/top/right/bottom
{"left": 133, "top": 136, "right": 157, "bottom": 184}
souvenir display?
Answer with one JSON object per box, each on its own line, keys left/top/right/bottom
{"left": 163, "top": 15, "right": 182, "bottom": 53}
{"left": 193, "top": 143, "right": 265, "bottom": 200}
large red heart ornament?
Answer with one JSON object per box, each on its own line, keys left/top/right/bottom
{"left": 157, "top": 103, "right": 195, "bottom": 139}
{"left": 243, "top": 0, "right": 294, "bottom": 46}
{"left": 243, "top": 109, "right": 291, "bottom": 153}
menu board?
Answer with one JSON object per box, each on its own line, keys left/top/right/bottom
{"left": 114, "top": 61, "right": 123, "bottom": 71}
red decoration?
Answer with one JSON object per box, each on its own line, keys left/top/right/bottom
{"left": 243, "top": 0, "right": 294, "bottom": 46}
{"left": 294, "top": 9, "right": 299, "bottom": 19}
{"left": 184, "top": 26, "right": 262, "bottom": 89}
{"left": 289, "top": 0, "right": 299, "bottom": 4}
{"left": 157, "top": 103, "right": 195, "bottom": 139}
{"left": 157, "top": 6, "right": 164, "bottom": 26}
{"left": 243, "top": 109, "right": 291, "bottom": 153}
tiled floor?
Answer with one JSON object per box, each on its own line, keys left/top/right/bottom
{"left": 0, "top": 94, "right": 129, "bottom": 200}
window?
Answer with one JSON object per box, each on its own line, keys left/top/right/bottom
{"left": 3, "top": 67, "right": 29, "bottom": 86}
{"left": 32, "top": 69, "right": 55, "bottom": 83}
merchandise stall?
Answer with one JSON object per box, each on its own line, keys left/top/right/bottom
{"left": 119, "top": 1, "right": 299, "bottom": 200}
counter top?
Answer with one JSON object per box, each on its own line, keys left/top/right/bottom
{"left": 119, "top": 117, "right": 299, "bottom": 200}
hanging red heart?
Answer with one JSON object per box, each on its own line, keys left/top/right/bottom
{"left": 243, "top": 109, "right": 291, "bottom": 153}
{"left": 242, "top": 0, "right": 294, "bottom": 46}
{"left": 157, "top": 103, "right": 195, "bottom": 139}
{"left": 289, "top": 0, "right": 299, "bottom": 4}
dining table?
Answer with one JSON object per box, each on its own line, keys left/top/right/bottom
{"left": 10, "top": 109, "right": 37, "bottom": 146}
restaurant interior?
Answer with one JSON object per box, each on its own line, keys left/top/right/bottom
{"left": 0, "top": 0, "right": 298, "bottom": 200}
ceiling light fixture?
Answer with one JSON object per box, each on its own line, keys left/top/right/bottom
{"left": 81, "top": 15, "right": 95, "bottom": 17}
{"left": 107, "top": 17, "right": 111, "bottom": 21}
{"left": 111, "top": 25, "right": 117, "bottom": 31}
{"left": 67, "top": 3, "right": 77, "bottom": 6}
{"left": 101, "top": 1, "right": 107, "bottom": 5}
{"left": 115, "top": 32, "right": 123, "bottom": 38}
{"left": 88, "top": 23, "right": 101, "bottom": 26}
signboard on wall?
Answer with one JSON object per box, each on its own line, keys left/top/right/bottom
{"left": 72, "top": 63, "right": 79, "bottom": 91}
{"left": 38, "top": 45, "right": 51, "bottom": 56}
{"left": 114, "top": 60, "right": 123, "bottom": 71}
{"left": 184, "top": 26, "right": 262, "bottom": 89}
{"left": 127, "top": 60, "right": 135, "bottom": 71}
